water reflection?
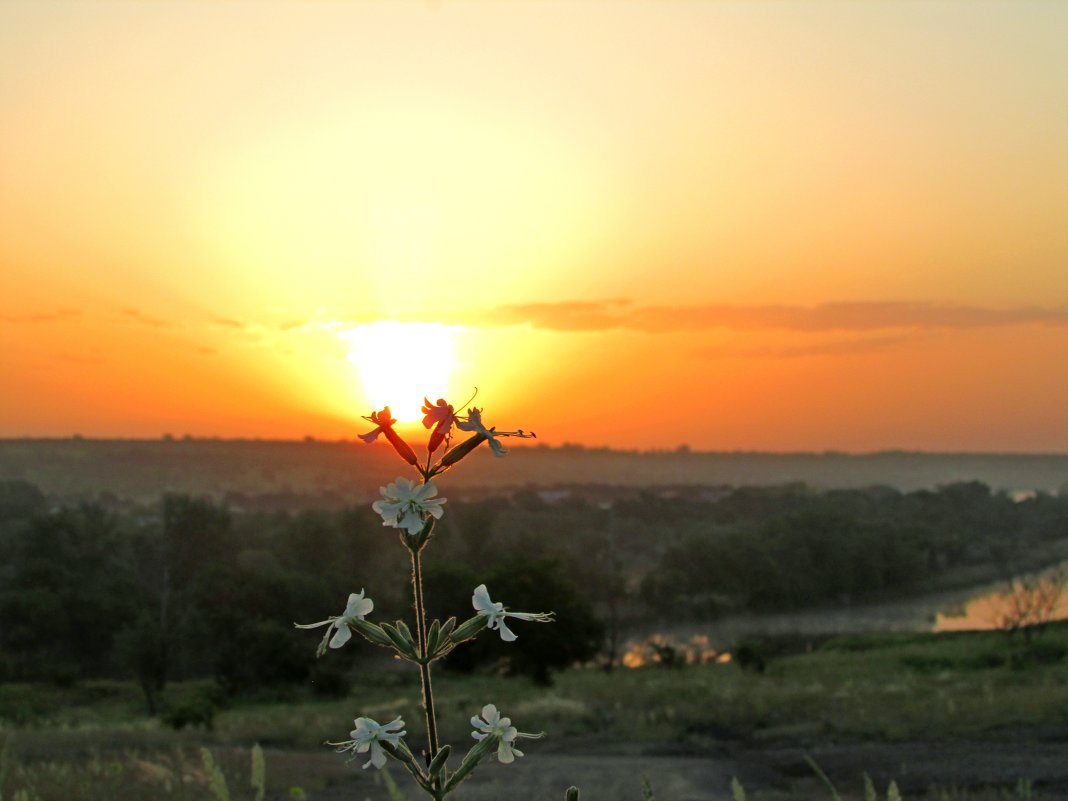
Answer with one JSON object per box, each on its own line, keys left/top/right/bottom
{"left": 615, "top": 565, "right": 1068, "bottom": 659}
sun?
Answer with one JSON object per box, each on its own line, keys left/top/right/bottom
{"left": 341, "top": 321, "right": 460, "bottom": 423}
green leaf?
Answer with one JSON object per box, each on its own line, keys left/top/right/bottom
{"left": 250, "top": 744, "right": 266, "bottom": 801}
{"left": 442, "top": 736, "right": 496, "bottom": 794}
{"left": 862, "top": 773, "right": 876, "bottom": 801}
{"left": 803, "top": 755, "right": 841, "bottom": 801}
{"left": 379, "top": 623, "right": 417, "bottom": 659}
{"left": 426, "top": 619, "right": 441, "bottom": 656}
{"left": 349, "top": 618, "right": 395, "bottom": 648}
{"left": 427, "top": 744, "right": 451, "bottom": 777}
{"left": 200, "top": 748, "right": 231, "bottom": 801}
{"left": 395, "top": 621, "right": 418, "bottom": 654}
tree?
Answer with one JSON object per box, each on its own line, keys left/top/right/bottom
{"left": 991, "top": 566, "right": 1067, "bottom": 640}
{"left": 0, "top": 504, "right": 142, "bottom": 681}
{"left": 474, "top": 557, "right": 603, "bottom": 685}
{"left": 115, "top": 611, "right": 167, "bottom": 714}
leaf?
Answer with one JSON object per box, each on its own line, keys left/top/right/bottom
{"left": 427, "top": 744, "right": 452, "bottom": 777}
{"left": 803, "top": 755, "right": 841, "bottom": 801}
{"left": 862, "top": 773, "right": 876, "bottom": 801}
{"left": 250, "top": 743, "right": 266, "bottom": 801}
{"left": 200, "top": 748, "right": 231, "bottom": 801}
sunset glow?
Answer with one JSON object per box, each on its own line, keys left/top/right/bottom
{"left": 343, "top": 322, "right": 460, "bottom": 423}
{"left": 1, "top": 1, "right": 1066, "bottom": 450}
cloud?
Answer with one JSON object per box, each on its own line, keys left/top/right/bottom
{"left": 696, "top": 333, "right": 912, "bottom": 360}
{"left": 485, "top": 300, "right": 1068, "bottom": 333}
{"left": 121, "top": 308, "right": 170, "bottom": 328}
{"left": 1, "top": 309, "right": 82, "bottom": 324}
{"left": 210, "top": 317, "right": 245, "bottom": 329}
{"left": 481, "top": 299, "right": 634, "bottom": 331}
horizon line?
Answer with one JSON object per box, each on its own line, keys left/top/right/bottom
{"left": 1, "top": 436, "right": 1066, "bottom": 459}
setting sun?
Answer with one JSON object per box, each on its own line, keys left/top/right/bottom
{"left": 342, "top": 321, "right": 461, "bottom": 422}
{"left": 0, "top": 0, "right": 1066, "bottom": 451}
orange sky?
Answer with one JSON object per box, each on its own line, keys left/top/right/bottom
{"left": 2, "top": 1, "right": 1067, "bottom": 451}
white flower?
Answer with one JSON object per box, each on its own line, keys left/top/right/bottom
{"left": 349, "top": 715, "right": 406, "bottom": 769}
{"left": 472, "top": 584, "right": 554, "bottom": 641}
{"left": 330, "top": 590, "right": 374, "bottom": 648}
{"left": 455, "top": 407, "right": 535, "bottom": 457}
{"left": 295, "top": 589, "right": 375, "bottom": 652}
{"left": 372, "top": 477, "right": 446, "bottom": 536}
{"left": 470, "top": 704, "right": 541, "bottom": 764}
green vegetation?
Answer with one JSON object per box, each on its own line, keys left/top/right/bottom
{"left": 1, "top": 624, "right": 1066, "bottom": 799}
{"left": 2, "top": 478, "right": 1066, "bottom": 697}
{"left": 2, "top": 475, "right": 1066, "bottom": 798}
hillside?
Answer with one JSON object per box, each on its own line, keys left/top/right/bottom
{"left": 1, "top": 438, "right": 1066, "bottom": 504}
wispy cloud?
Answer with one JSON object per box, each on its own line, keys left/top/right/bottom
{"left": 696, "top": 333, "right": 912, "bottom": 360}
{"left": 121, "top": 308, "right": 170, "bottom": 328}
{"left": 210, "top": 317, "right": 245, "bottom": 329}
{"left": 2, "top": 309, "right": 82, "bottom": 324}
{"left": 484, "top": 300, "right": 1068, "bottom": 333}
{"left": 481, "top": 299, "right": 634, "bottom": 331}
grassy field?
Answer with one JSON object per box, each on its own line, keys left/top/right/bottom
{"left": 2, "top": 623, "right": 1067, "bottom": 801}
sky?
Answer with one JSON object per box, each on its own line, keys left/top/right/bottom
{"left": 1, "top": 1, "right": 1066, "bottom": 452}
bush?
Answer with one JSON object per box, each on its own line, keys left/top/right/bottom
{"left": 160, "top": 681, "right": 222, "bottom": 730}
{"left": 733, "top": 640, "right": 768, "bottom": 674}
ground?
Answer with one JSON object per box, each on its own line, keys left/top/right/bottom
{"left": 251, "top": 730, "right": 1068, "bottom": 801}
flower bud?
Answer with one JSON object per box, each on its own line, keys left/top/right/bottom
{"left": 383, "top": 427, "right": 419, "bottom": 467}
{"left": 439, "top": 433, "right": 487, "bottom": 468}
{"left": 449, "top": 614, "right": 488, "bottom": 644}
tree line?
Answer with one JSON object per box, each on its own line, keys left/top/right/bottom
{"left": 1, "top": 478, "right": 1065, "bottom": 702}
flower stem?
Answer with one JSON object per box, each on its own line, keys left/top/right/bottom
{"left": 409, "top": 544, "right": 440, "bottom": 762}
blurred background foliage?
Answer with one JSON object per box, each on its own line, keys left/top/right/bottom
{"left": 1, "top": 477, "right": 1066, "bottom": 705}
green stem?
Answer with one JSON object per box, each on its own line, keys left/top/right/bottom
{"left": 409, "top": 545, "right": 441, "bottom": 762}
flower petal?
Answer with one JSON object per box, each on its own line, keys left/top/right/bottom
{"left": 497, "top": 618, "right": 518, "bottom": 641}
{"left": 472, "top": 585, "right": 495, "bottom": 615}
{"left": 368, "top": 741, "right": 387, "bottom": 769}
{"left": 496, "top": 741, "right": 515, "bottom": 764}
{"left": 329, "top": 623, "right": 352, "bottom": 649}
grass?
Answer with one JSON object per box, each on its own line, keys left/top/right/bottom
{"left": 1, "top": 623, "right": 1066, "bottom": 800}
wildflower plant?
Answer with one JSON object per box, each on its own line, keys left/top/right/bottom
{"left": 297, "top": 396, "right": 552, "bottom": 800}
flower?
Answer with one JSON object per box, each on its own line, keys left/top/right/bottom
{"left": 470, "top": 704, "right": 541, "bottom": 764}
{"left": 422, "top": 397, "right": 457, "bottom": 431}
{"left": 372, "top": 477, "right": 446, "bottom": 536}
{"left": 330, "top": 590, "right": 374, "bottom": 648}
{"left": 422, "top": 397, "right": 457, "bottom": 454}
{"left": 359, "top": 407, "right": 419, "bottom": 466}
{"left": 294, "top": 589, "right": 375, "bottom": 653}
{"left": 346, "top": 716, "right": 406, "bottom": 769}
{"left": 454, "top": 407, "right": 535, "bottom": 458}
{"left": 472, "top": 584, "right": 554, "bottom": 641}
{"left": 358, "top": 406, "right": 397, "bottom": 444}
